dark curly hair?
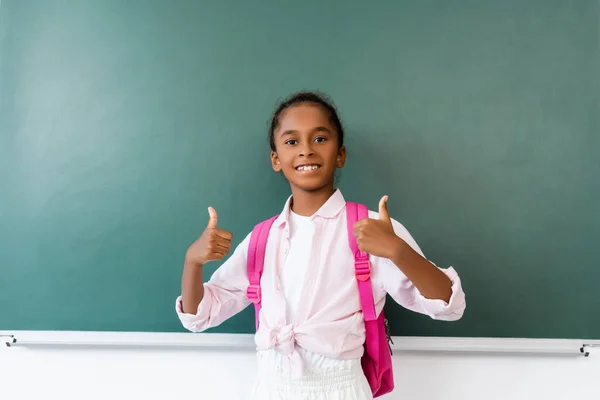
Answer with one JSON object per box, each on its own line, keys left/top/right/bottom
{"left": 268, "top": 91, "right": 345, "bottom": 152}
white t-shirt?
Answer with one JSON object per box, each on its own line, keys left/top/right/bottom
{"left": 281, "top": 211, "right": 313, "bottom": 322}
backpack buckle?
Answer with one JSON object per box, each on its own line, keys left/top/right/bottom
{"left": 246, "top": 284, "right": 261, "bottom": 303}
{"left": 354, "top": 260, "right": 371, "bottom": 281}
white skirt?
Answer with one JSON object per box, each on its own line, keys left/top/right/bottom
{"left": 250, "top": 348, "right": 373, "bottom": 400}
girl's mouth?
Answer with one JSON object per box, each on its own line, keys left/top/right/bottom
{"left": 295, "top": 164, "right": 321, "bottom": 173}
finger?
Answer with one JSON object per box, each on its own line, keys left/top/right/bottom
{"left": 378, "top": 195, "right": 391, "bottom": 223}
{"left": 354, "top": 225, "right": 365, "bottom": 237}
{"left": 214, "top": 228, "right": 233, "bottom": 240}
{"left": 207, "top": 207, "right": 218, "bottom": 229}
{"left": 356, "top": 239, "right": 367, "bottom": 252}
{"left": 353, "top": 219, "right": 368, "bottom": 230}
{"left": 353, "top": 218, "right": 371, "bottom": 235}
{"left": 210, "top": 251, "right": 225, "bottom": 261}
{"left": 214, "top": 243, "right": 230, "bottom": 254}
{"left": 213, "top": 237, "right": 232, "bottom": 250}
{"left": 208, "top": 235, "right": 230, "bottom": 248}
{"left": 209, "top": 246, "right": 227, "bottom": 257}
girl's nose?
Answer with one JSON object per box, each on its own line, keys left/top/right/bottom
{"left": 299, "top": 149, "right": 314, "bottom": 157}
{"left": 299, "top": 143, "right": 314, "bottom": 157}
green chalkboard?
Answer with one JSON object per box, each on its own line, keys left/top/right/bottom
{"left": 1, "top": 0, "right": 599, "bottom": 339}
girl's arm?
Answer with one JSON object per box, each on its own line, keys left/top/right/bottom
{"left": 354, "top": 196, "right": 465, "bottom": 319}
{"left": 388, "top": 236, "right": 452, "bottom": 302}
{"left": 177, "top": 234, "right": 251, "bottom": 331}
{"left": 180, "top": 259, "right": 206, "bottom": 314}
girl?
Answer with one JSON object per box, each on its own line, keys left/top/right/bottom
{"left": 176, "top": 91, "right": 466, "bottom": 400}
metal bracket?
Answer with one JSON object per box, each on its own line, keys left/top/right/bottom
{"left": 1, "top": 335, "right": 16, "bottom": 347}
{"left": 581, "top": 344, "right": 597, "bottom": 357}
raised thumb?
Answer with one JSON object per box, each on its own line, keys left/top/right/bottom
{"left": 207, "top": 207, "right": 218, "bottom": 228}
{"left": 378, "top": 195, "right": 391, "bottom": 222}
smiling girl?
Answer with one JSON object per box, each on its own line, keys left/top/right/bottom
{"left": 176, "top": 91, "right": 466, "bottom": 399}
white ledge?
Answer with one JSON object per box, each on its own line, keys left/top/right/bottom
{"left": 1, "top": 331, "right": 597, "bottom": 356}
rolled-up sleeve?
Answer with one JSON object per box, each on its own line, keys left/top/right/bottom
{"left": 409, "top": 265, "right": 465, "bottom": 320}
{"left": 370, "top": 211, "right": 466, "bottom": 321}
{"left": 175, "top": 233, "right": 252, "bottom": 332}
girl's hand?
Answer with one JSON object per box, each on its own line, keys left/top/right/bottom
{"left": 185, "top": 207, "right": 233, "bottom": 265}
{"left": 353, "top": 196, "right": 407, "bottom": 260}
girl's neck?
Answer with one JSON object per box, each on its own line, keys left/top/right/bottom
{"left": 289, "top": 185, "right": 336, "bottom": 217}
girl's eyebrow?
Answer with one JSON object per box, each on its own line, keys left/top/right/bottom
{"left": 280, "top": 127, "right": 331, "bottom": 137}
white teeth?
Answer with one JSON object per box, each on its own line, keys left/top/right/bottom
{"left": 297, "top": 165, "right": 319, "bottom": 172}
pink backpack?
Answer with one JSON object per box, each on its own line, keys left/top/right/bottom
{"left": 245, "top": 202, "right": 395, "bottom": 397}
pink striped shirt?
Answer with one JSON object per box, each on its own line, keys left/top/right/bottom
{"left": 176, "top": 189, "right": 466, "bottom": 371}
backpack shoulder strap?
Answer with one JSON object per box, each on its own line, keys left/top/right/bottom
{"left": 345, "top": 202, "right": 377, "bottom": 321}
{"left": 247, "top": 215, "right": 278, "bottom": 330}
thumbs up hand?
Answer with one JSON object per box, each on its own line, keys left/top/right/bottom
{"left": 185, "top": 207, "right": 233, "bottom": 266}
{"left": 353, "top": 196, "right": 407, "bottom": 260}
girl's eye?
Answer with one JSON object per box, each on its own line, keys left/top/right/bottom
{"left": 314, "top": 137, "right": 326, "bottom": 143}
{"left": 285, "top": 139, "right": 297, "bottom": 145}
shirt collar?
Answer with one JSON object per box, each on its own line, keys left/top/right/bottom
{"left": 273, "top": 189, "right": 346, "bottom": 228}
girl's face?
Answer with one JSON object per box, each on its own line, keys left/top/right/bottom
{"left": 270, "top": 103, "right": 346, "bottom": 193}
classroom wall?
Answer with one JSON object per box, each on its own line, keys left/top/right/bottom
{"left": 1, "top": 345, "right": 598, "bottom": 400}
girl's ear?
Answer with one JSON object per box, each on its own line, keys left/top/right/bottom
{"left": 336, "top": 145, "right": 347, "bottom": 168}
{"left": 271, "top": 151, "right": 282, "bottom": 172}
